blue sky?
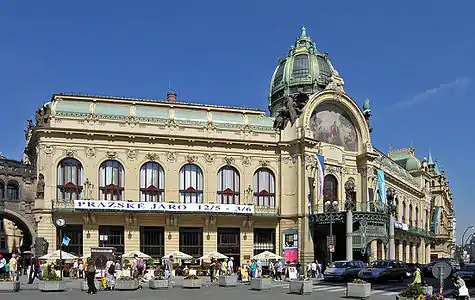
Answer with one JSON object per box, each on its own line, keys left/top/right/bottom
{"left": 1, "top": 1, "right": 473, "bottom": 243}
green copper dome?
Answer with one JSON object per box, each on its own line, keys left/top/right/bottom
{"left": 268, "top": 27, "right": 336, "bottom": 116}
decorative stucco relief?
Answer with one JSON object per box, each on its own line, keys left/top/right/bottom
{"left": 127, "top": 149, "right": 138, "bottom": 160}
{"left": 204, "top": 154, "right": 215, "bottom": 164}
{"left": 167, "top": 152, "right": 177, "bottom": 162}
{"left": 63, "top": 148, "right": 76, "bottom": 158}
{"left": 43, "top": 145, "right": 55, "bottom": 157}
{"left": 106, "top": 151, "right": 117, "bottom": 159}
{"left": 145, "top": 152, "right": 159, "bottom": 161}
{"left": 242, "top": 156, "right": 251, "bottom": 167}
{"left": 85, "top": 147, "right": 96, "bottom": 158}
{"left": 223, "top": 156, "right": 234, "bottom": 166}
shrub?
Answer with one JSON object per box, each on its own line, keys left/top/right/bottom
{"left": 184, "top": 275, "right": 200, "bottom": 280}
{"left": 352, "top": 279, "right": 367, "bottom": 284}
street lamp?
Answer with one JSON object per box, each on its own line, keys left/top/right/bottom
{"left": 461, "top": 225, "right": 474, "bottom": 250}
{"left": 325, "top": 200, "right": 339, "bottom": 264}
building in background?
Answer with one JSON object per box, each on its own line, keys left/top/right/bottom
{"left": 14, "top": 28, "right": 455, "bottom": 264}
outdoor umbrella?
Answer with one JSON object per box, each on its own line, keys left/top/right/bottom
{"left": 199, "top": 251, "right": 228, "bottom": 261}
{"left": 162, "top": 250, "right": 193, "bottom": 260}
{"left": 39, "top": 249, "right": 78, "bottom": 260}
{"left": 251, "top": 251, "right": 282, "bottom": 261}
{"left": 123, "top": 250, "right": 151, "bottom": 258}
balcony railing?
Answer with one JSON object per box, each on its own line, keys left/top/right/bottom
{"left": 403, "top": 224, "right": 435, "bottom": 238}
{"left": 311, "top": 201, "right": 389, "bottom": 214}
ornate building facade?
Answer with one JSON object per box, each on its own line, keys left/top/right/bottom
{"left": 19, "top": 28, "right": 455, "bottom": 265}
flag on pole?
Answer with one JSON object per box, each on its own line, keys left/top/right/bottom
{"left": 62, "top": 236, "right": 71, "bottom": 246}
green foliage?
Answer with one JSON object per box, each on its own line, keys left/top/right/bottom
{"left": 184, "top": 275, "right": 200, "bottom": 280}
{"left": 43, "top": 266, "right": 61, "bottom": 282}
{"left": 352, "top": 279, "right": 367, "bottom": 284}
{"left": 147, "top": 258, "right": 155, "bottom": 268}
{"left": 399, "top": 284, "right": 426, "bottom": 298}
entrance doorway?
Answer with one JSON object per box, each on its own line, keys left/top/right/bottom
{"left": 98, "top": 226, "right": 124, "bottom": 255}
{"left": 217, "top": 228, "right": 240, "bottom": 268}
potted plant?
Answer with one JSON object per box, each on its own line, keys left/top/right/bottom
{"left": 346, "top": 279, "right": 371, "bottom": 298}
{"left": 396, "top": 285, "right": 440, "bottom": 300}
{"left": 115, "top": 276, "right": 139, "bottom": 291}
{"left": 289, "top": 275, "right": 312, "bottom": 295}
{"left": 182, "top": 274, "right": 202, "bottom": 288}
{"left": 38, "top": 267, "right": 66, "bottom": 292}
{"left": 250, "top": 275, "right": 272, "bottom": 291}
{"left": 149, "top": 267, "right": 169, "bottom": 290}
{"left": 219, "top": 270, "right": 238, "bottom": 287}
{"left": 0, "top": 278, "right": 21, "bottom": 292}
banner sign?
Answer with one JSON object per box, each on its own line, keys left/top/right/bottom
{"left": 74, "top": 200, "right": 254, "bottom": 214}
{"left": 377, "top": 169, "right": 387, "bottom": 204}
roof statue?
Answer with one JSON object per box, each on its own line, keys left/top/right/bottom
{"left": 363, "top": 98, "right": 371, "bottom": 115}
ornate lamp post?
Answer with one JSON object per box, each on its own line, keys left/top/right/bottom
{"left": 462, "top": 225, "right": 474, "bottom": 252}
{"left": 344, "top": 180, "right": 356, "bottom": 260}
{"left": 325, "top": 200, "right": 339, "bottom": 264}
{"left": 386, "top": 188, "right": 396, "bottom": 260}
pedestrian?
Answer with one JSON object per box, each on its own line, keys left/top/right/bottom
{"left": 296, "top": 261, "right": 301, "bottom": 280}
{"left": 106, "top": 258, "right": 115, "bottom": 290}
{"left": 412, "top": 264, "right": 422, "bottom": 287}
{"left": 72, "top": 260, "right": 78, "bottom": 279}
{"left": 164, "top": 255, "right": 174, "bottom": 284}
{"left": 209, "top": 258, "right": 216, "bottom": 282}
{"left": 9, "top": 254, "right": 18, "bottom": 281}
{"left": 228, "top": 257, "right": 234, "bottom": 274}
{"left": 311, "top": 261, "right": 317, "bottom": 278}
{"left": 256, "top": 259, "right": 262, "bottom": 278}
{"left": 0, "top": 254, "right": 6, "bottom": 279}
{"left": 250, "top": 259, "right": 257, "bottom": 278}
{"left": 275, "top": 260, "right": 283, "bottom": 281}
{"left": 28, "top": 254, "right": 38, "bottom": 284}
{"left": 85, "top": 258, "right": 97, "bottom": 294}
{"left": 114, "top": 260, "right": 122, "bottom": 278}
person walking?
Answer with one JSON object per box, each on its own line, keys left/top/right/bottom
{"left": 275, "top": 260, "right": 283, "bottom": 281}
{"left": 105, "top": 258, "right": 115, "bottom": 290}
{"left": 412, "top": 264, "right": 422, "bottom": 287}
{"left": 228, "top": 257, "right": 234, "bottom": 274}
{"left": 9, "top": 254, "right": 18, "bottom": 281}
{"left": 209, "top": 258, "right": 216, "bottom": 282}
{"left": 296, "top": 261, "right": 301, "bottom": 280}
{"left": 0, "top": 254, "right": 6, "bottom": 279}
{"left": 85, "top": 258, "right": 97, "bottom": 294}
{"left": 164, "top": 255, "right": 174, "bottom": 284}
{"left": 28, "top": 254, "right": 39, "bottom": 284}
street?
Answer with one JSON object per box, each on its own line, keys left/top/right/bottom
{"left": 5, "top": 276, "right": 475, "bottom": 300}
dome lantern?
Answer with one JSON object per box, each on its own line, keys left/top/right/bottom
{"left": 269, "top": 27, "right": 343, "bottom": 118}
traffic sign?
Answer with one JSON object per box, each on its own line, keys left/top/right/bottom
{"left": 327, "top": 235, "right": 336, "bottom": 246}
{"left": 432, "top": 262, "right": 451, "bottom": 280}
{"left": 329, "top": 245, "right": 335, "bottom": 253}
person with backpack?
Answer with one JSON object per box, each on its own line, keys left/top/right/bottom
{"left": 86, "top": 258, "right": 97, "bottom": 294}
{"left": 105, "top": 258, "right": 115, "bottom": 291}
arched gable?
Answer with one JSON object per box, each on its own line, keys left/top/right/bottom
{"left": 300, "top": 91, "right": 372, "bottom": 154}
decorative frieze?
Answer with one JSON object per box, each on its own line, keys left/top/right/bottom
{"left": 186, "top": 154, "right": 198, "bottom": 163}
{"left": 145, "top": 152, "right": 159, "bottom": 161}
{"left": 167, "top": 152, "right": 177, "bottom": 162}
{"left": 85, "top": 147, "right": 96, "bottom": 158}
{"left": 127, "top": 149, "right": 138, "bottom": 160}
{"left": 204, "top": 154, "right": 215, "bottom": 164}
{"left": 106, "top": 151, "right": 117, "bottom": 159}
{"left": 223, "top": 156, "right": 234, "bottom": 166}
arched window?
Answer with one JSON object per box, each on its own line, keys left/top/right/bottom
{"left": 292, "top": 54, "right": 309, "bottom": 79}
{"left": 57, "top": 158, "right": 84, "bottom": 201}
{"left": 409, "top": 204, "right": 413, "bottom": 226}
{"left": 99, "top": 160, "right": 125, "bottom": 201}
{"left": 425, "top": 210, "right": 429, "bottom": 230}
{"left": 0, "top": 180, "right": 4, "bottom": 200}
{"left": 415, "top": 207, "right": 419, "bottom": 228}
{"left": 253, "top": 168, "right": 275, "bottom": 207}
{"left": 217, "top": 166, "right": 240, "bottom": 204}
{"left": 6, "top": 181, "right": 19, "bottom": 200}
{"left": 140, "top": 162, "right": 165, "bottom": 202}
{"left": 323, "top": 175, "right": 338, "bottom": 212}
{"left": 179, "top": 164, "right": 203, "bottom": 203}
{"left": 402, "top": 202, "right": 406, "bottom": 223}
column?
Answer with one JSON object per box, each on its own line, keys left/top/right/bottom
{"left": 412, "top": 244, "right": 417, "bottom": 263}
{"left": 397, "top": 242, "right": 403, "bottom": 261}
{"left": 346, "top": 210, "right": 353, "bottom": 260}
{"left": 389, "top": 215, "right": 395, "bottom": 259}
{"left": 405, "top": 243, "right": 410, "bottom": 262}
{"left": 425, "top": 244, "right": 431, "bottom": 263}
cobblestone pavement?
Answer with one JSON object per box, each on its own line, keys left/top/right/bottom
{"left": 5, "top": 276, "right": 475, "bottom": 300}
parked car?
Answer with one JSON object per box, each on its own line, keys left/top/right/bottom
{"left": 324, "top": 260, "right": 365, "bottom": 281}
{"left": 358, "top": 260, "right": 408, "bottom": 282}
{"left": 455, "top": 263, "right": 475, "bottom": 285}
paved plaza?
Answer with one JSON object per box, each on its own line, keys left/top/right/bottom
{"left": 5, "top": 276, "right": 475, "bottom": 300}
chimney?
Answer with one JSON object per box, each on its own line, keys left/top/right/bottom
{"left": 167, "top": 91, "right": 177, "bottom": 102}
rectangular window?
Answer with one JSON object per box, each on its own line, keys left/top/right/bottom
{"left": 0, "top": 237, "right": 6, "bottom": 249}
{"left": 99, "top": 225, "right": 125, "bottom": 255}
{"left": 56, "top": 224, "right": 83, "bottom": 256}
{"left": 140, "top": 226, "right": 164, "bottom": 259}
{"left": 292, "top": 55, "right": 309, "bottom": 79}
{"left": 0, "top": 219, "right": 3, "bottom": 231}
{"left": 179, "top": 227, "right": 203, "bottom": 258}
{"left": 253, "top": 228, "right": 276, "bottom": 255}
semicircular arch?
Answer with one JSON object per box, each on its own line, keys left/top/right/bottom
{"left": 301, "top": 91, "right": 372, "bottom": 154}
{"left": 0, "top": 208, "right": 37, "bottom": 249}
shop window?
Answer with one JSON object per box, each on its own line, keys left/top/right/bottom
{"left": 140, "top": 226, "right": 164, "bottom": 259}
{"left": 179, "top": 227, "right": 203, "bottom": 258}
{"left": 140, "top": 162, "right": 165, "bottom": 202}
{"left": 6, "top": 181, "right": 19, "bottom": 200}
{"left": 253, "top": 168, "right": 275, "bottom": 207}
{"left": 217, "top": 166, "right": 240, "bottom": 204}
{"left": 253, "top": 228, "right": 275, "bottom": 255}
{"left": 99, "top": 225, "right": 124, "bottom": 255}
{"left": 99, "top": 160, "right": 125, "bottom": 201}
{"left": 56, "top": 224, "right": 83, "bottom": 256}
{"left": 179, "top": 164, "right": 203, "bottom": 204}
{"left": 57, "top": 158, "right": 84, "bottom": 201}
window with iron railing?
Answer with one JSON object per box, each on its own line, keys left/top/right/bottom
{"left": 179, "top": 227, "right": 203, "bottom": 258}
{"left": 57, "top": 158, "right": 83, "bottom": 201}
{"left": 253, "top": 168, "right": 275, "bottom": 207}
{"left": 179, "top": 164, "right": 203, "bottom": 204}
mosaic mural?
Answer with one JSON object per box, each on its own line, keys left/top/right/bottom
{"left": 309, "top": 103, "right": 358, "bottom": 152}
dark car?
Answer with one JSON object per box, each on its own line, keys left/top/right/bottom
{"left": 358, "top": 260, "right": 408, "bottom": 282}
{"left": 323, "top": 260, "right": 365, "bottom": 281}
{"left": 455, "top": 263, "right": 475, "bottom": 285}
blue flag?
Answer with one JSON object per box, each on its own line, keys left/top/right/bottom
{"left": 62, "top": 236, "right": 71, "bottom": 246}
